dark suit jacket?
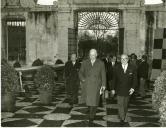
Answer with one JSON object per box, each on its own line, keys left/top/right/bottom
{"left": 64, "top": 60, "right": 81, "bottom": 82}
{"left": 108, "top": 61, "right": 118, "bottom": 81}
{"left": 138, "top": 61, "right": 149, "bottom": 79}
{"left": 102, "top": 58, "right": 114, "bottom": 81}
{"left": 112, "top": 63, "right": 137, "bottom": 96}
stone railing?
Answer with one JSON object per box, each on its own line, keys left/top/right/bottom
{"left": 15, "top": 64, "right": 65, "bottom": 92}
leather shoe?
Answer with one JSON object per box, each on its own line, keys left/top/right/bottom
{"left": 120, "top": 120, "right": 125, "bottom": 125}
{"left": 88, "top": 119, "right": 94, "bottom": 127}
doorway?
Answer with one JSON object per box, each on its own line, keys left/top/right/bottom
{"left": 6, "top": 19, "right": 26, "bottom": 64}
{"left": 77, "top": 11, "right": 120, "bottom": 58}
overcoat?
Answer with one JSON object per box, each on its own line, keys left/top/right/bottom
{"left": 79, "top": 59, "right": 106, "bottom": 106}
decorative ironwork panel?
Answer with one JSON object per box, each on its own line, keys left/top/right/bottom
{"left": 78, "top": 12, "right": 119, "bottom": 30}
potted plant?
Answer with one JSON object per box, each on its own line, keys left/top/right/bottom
{"left": 1, "top": 59, "right": 20, "bottom": 112}
{"left": 34, "top": 65, "right": 56, "bottom": 104}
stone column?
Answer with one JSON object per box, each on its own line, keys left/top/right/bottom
{"left": 1, "top": 14, "right": 7, "bottom": 59}
{"left": 57, "top": 2, "right": 74, "bottom": 63}
{"left": 26, "top": 11, "right": 58, "bottom": 65}
{"left": 123, "top": 8, "right": 146, "bottom": 57}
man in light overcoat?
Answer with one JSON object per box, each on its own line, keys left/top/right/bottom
{"left": 79, "top": 49, "right": 106, "bottom": 126}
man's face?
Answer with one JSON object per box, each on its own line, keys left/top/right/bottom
{"left": 121, "top": 55, "right": 129, "bottom": 65}
{"left": 112, "top": 56, "right": 116, "bottom": 62}
{"left": 89, "top": 50, "right": 97, "bottom": 61}
{"left": 71, "top": 54, "right": 76, "bottom": 62}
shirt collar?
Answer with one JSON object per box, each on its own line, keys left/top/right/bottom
{"left": 122, "top": 63, "right": 128, "bottom": 67}
{"left": 91, "top": 59, "right": 96, "bottom": 63}
{"left": 72, "top": 61, "right": 76, "bottom": 64}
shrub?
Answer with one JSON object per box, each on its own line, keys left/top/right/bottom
{"left": 159, "top": 94, "right": 166, "bottom": 126}
{"left": 13, "top": 61, "right": 21, "bottom": 68}
{"left": 1, "top": 59, "right": 20, "bottom": 94}
{"left": 152, "top": 71, "right": 166, "bottom": 111}
{"left": 55, "top": 59, "right": 64, "bottom": 64}
{"left": 32, "top": 58, "right": 43, "bottom": 66}
{"left": 152, "top": 71, "right": 166, "bottom": 126}
{"left": 34, "top": 65, "right": 57, "bottom": 91}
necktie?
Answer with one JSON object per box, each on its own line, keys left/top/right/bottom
{"left": 112, "top": 62, "right": 115, "bottom": 66}
{"left": 91, "top": 60, "right": 95, "bottom": 66}
{"left": 123, "top": 65, "right": 126, "bottom": 73}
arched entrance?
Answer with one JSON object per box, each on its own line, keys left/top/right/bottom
{"left": 58, "top": 0, "right": 145, "bottom": 62}
{"left": 77, "top": 11, "right": 119, "bottom": 58}
{"left": 67, "top": 9, "right": 124, "bottom": 59}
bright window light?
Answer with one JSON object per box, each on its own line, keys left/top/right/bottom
{"left": 145, "top": 0, "right": 163, "bottom": 4}
{"left": 37, "top": 0, "right": 56, "bottom": 5}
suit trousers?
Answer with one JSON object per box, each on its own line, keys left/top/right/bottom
{"left": 66, "top": 80, "right": 79, "bottom": 104}
{"left": 89, "top": 106, "right": 97, "bottom": 120}
{"left": 139, "top": 78, "right": 146, "bottom": 97}
{"left": 117, "top": 96, "right": 129, "bottom": 121}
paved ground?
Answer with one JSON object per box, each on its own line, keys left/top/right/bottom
{"left": 1, "top": 81, "right": 160, "bottom": 127}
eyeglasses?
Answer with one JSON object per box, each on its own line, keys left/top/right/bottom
{"left": 121, "top": 58, "right": 128, "bottom": 60}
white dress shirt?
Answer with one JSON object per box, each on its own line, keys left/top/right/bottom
{"left": 122, "top": 63, "right": 128, "bottom": 73}
{"left": 72, "top": 61, "right": 76, "bottom": 66}
{"left": 91, "top": 60, "right": 96, "bottom": 66}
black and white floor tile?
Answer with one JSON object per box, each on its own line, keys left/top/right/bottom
{"left": 1, "top": 82, "right": 160, "bottom": 127}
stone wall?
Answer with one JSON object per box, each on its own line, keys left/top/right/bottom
{"left": 156, "top": 11, "right": 166, "bottom": 28}
{"left": 26, "top": 11, "right": 58, "bottom": 65}
{"left": 1, "top": 8, "right": 58, "bottom": 65}
{"left": 123, "top": 9, "right": 146, "bottom": 57}
{"left": 1, "top": 0, "right": 166, "bottom": 64}
{"left": 72, "top": 0, "right": 135, "bottom": 4}
{"left": 58, "top": 0, "right": 146, "bottom": 60}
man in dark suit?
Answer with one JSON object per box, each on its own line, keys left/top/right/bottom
{"left": 138, "top": 55, "right": 149, "bottom": 98}
{"left": 99, "top": 54, "right": 111, "bottom": 107}
{"left": 64, "top": 53, "right": 81, "bottom": 106}
{"left": 108, "top": 55, "right": 118, "bottom": 90}
{"left": 79, "top": 49, "right": 106, "bottom": 126}
{"left": 111, "top": 54, "right": 137, "bottom": 125}
{"left": 102, "top": 54, "right": 111, "bottom": 91}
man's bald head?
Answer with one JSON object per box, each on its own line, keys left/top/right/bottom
{"left": 121, "top": 54, "right": 129, "bottom": 65}
{"left": 121, "top": 54, "right": 128, "bottom": 59}
{"left": 71, "top": 53, "right": 77, "bottom": 62}
{"left": 89, "top": 49, "right": 97, "bottom": 61}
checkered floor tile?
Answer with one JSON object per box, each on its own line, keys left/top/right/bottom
{"left": 1, "top": 82, "right": 160, "bottom": 127}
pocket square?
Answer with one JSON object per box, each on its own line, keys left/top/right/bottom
{"left": 129, "top": 72, "right": 133, "bottom": 75}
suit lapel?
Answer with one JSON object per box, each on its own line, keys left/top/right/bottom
{"left": 89, "top": 59, "right": 98, "bottom": 67}
{"left": 126, "top": 64, "right": 131, "bottom": 74}
{"left": 119, "top": 64, "right": 125, "bottom": 74}
{"left": 88, "top": 59, "right": 93, "bottom": 67}
{"left": 120, "top": 64, "right": 130, "bottom": 74}
{"left": 93, "top": 59, "right": 98, "bottom": 67}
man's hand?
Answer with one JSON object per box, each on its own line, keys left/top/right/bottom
{"left": 101, "top": 86, "right": 106, "bottom": 91}
{"left": 111, "top": 90, "right": 115, "bottom": 95}
{"left": 100, "top": 86, "right": 106, "bottom": 95}
{"left": 129, "top": 88, "right": 134, "bottom": 95}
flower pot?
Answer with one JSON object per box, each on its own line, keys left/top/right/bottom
{"left": 39, "top": 90, "right": 52, "bottom": 105}
{"left": 1, "top": 92, "right": 16, "bottom": 112}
